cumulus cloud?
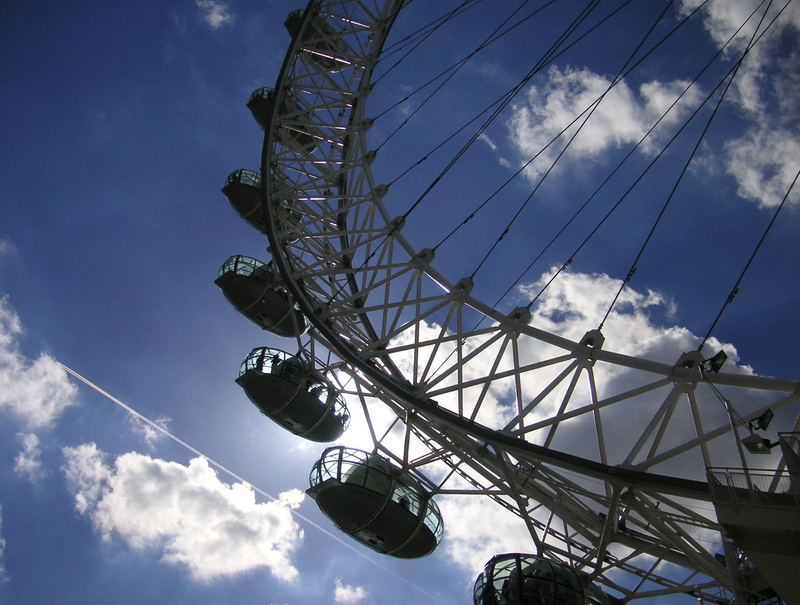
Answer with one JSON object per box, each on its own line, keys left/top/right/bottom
{"left": 519, "top": 268, "right": 687, "bottom": 358}
{"left": 62, "top": 444, "right": 305, "bottom": 582}
{"left": 14, "top": 433, "right": 45, "bottom": 481}
{"left": 500, "top": 3, "right": 799, "bottom": 208}
{"left": 725, "top": 127, "right": 800, "bottom": 208}
{"left": 196, "top": 0, "right": 233, "bottom": 30}
{"left": 681, "top": 0, "right": 800, "bottom": 207}
{"left": 0, "top": 296, "right": 78, "bottom": 429}
{"left": 333, "top": 578, "right": 368, "bottom": 603}
{"left": 506, "top": 65, "right": 702, "bottom": 182}
{"left": 437, "top": 495, "right": 533, "bottom": 576}
{"left": 62, "top": 443, "right": 113, "bottom": 515}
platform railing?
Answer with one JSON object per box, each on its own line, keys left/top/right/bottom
{"left": 707, "top": 467, "right": 800, "bottom": 508}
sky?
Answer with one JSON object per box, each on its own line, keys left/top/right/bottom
{"left": 0, "top": 1, "right": 798, "bottom": 604}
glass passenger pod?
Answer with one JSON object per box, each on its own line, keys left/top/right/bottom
{"left": 214, "top": 255, "right": 309, "bottom": 337}
{"left": 473, "top": 554, "right": 622, "bottom": 605}
{"left": 307, "top": 447, "right": 444, "bottom": 558}
{"left": 221, "top": 169, "right": 302, "bottom": 240}
{"left": 246, "top": 87, "right": 322, "bottom": 153}
{"left": 284, "top": 8, "right": 349, "bottom": 71}
{"left": 221, "top": 169, "right": 264, "bottom": 231}
{"left": 235, "top": 347, "right": 349, "bottom": 442}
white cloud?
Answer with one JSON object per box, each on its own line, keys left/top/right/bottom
{"left": 438, "top": 495, "right": 533, "bottom": 577}
{"left": 680, "top": 1, "right": 800, "bottom": 59}
{"left": 519, "top": 268, "right": 687, "bottom": 358}
{"left": 333, "top": 577, "right": 368, "bottom": 603}
{"left": 126, "top": 414, "right": 172, "bottom": 448}
{"left": 62, "top": 443, "right": 113, "bottom": 515}
{"left": 0, "top": 296, "right": 78, "bottom": 429}
{"left": 0, "top": 504, "right": 7, "bottom": 582}
{"left": 196, "top": 0, "right": 233, "bottom": 30}
{"left": 506, "top": 65, "right": 702, "bottom": 182}
{"left": 14, "top": 433, "right": 45, "bottom": 481}
{"left": 725, "top": 127, "right": 800, "bottom": 208}
{"left": 679, "top": 0, "right": 800, "bottom": 208}
{"left": 62, "top": 444, "right": 305, "bottom": 582}
{"left": 501, "top": 3, "right": 800, "bottom": 208}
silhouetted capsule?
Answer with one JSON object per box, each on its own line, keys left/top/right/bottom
{"left": 473, "top": 553, "right": 622, "bottom": 605}
{"left": 221, "top": 169, "right": 301, "bottom": 240}
{"left": 221, "top": 169, "right": 264, "bottom": 231}
{"left": 284, "top": 8, "right": 349, "bottom": 71}
{"left": 215, "top": 255, "right": 308, "bottom": 337}
{"left": 235, "top": 347, "right": 349, "bottom": 441}
{"left": 246, "top": 87, "right": 321, "bottom": 153}
{"left": 308, "top": 446, "right": 444, "bottom": 558}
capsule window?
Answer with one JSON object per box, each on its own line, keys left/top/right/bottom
{"left": 225, "top": 168, "right": 261, "bottom": 188}
{"left": 423, "top": 502, "right": 444, "bottom": 541}
{"left": 391, "top": 481, "right": 422, "bottom": 516}
{"left": 218, "top": 255, "right": 267, "bottom": 278}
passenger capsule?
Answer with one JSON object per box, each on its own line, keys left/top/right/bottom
{"left": 246, "top": 87, "right": 321, "bottom": 153}
{"left": 284, "top": 8, "right": 348, "bottom": 71}
{"left": 236, "top": 347, "right": 349, "bottom": 441}
{"left": 307, "top": 447, "right": 444, "bottom": 558}
{"left": 221, "top": 169, "right": 264, "bottom": 231}
{"left": 473, "top": 553, "right": 622, "bottom": 605}
{"left": 214, "top": 255, "right": 308, "bottom": 337}
{"left": 221, "top": 169, "right": 301, "bottom": 240}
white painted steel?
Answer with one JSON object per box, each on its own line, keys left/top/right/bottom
{"left": 256, "top": 1, "right": 799, "bottom": 601}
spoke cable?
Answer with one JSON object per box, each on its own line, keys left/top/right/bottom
{"left": 384, "top": 0, "right": 635, "bottom": 190}
{"left": 375, "top": 0, "right": 558, "bottom": 122}
{"left": 598, "top": 0, "right": 778, "bottom": 330}
{"left": 485, "top": 0, "right": 753, "bottom": 312}
{"left": 522, "top": 0, "right": 790, "bottom": 313}
{"left": 373, "top": 0, "right": 483, "bottom": 83}
{"left": 467, "top": 1, "right": 677, "bottom": 281}
{"left": 396, "top": 0, "right": 605, "bottom": 223}
{"left": 378, "top": 0, "right": 476, "bottom": 58}
{"left": 699, "top": 167, "right": 799, "bottom": 350}
{"left": 413, "top": 0, "right": 773, "bottom": 385}
{"left": 433, "top": 0, "right": 715, "bottom": 256}
{"left": 373, "top": 0, "right": 560, "bottom": 124}
{"left": 374, "top": 0, "right": 538, "bottom": 152}
{"left": 322, "top": 0, "right": 604, "bottom": 306}
{"left": 423, "top": 0, "right": 709, "bottom": 380}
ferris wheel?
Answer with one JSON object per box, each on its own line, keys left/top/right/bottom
{"left": 216, "top": 1, "right": 800, "bottom": 603}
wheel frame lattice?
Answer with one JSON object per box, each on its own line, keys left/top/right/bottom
{"left": 256, "top": 1, "right": 799, "bottom": 600}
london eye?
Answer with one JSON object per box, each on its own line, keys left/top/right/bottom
{"left": 216, "top": 1, "right": 800, "bottom": 602}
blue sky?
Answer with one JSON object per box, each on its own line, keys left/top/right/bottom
{"left": 1, "top": 1, "right": 798, "bottom": 604}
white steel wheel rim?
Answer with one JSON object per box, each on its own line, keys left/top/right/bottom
{"left": 258, "top": 1, "right": 799, "bottom": 600}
